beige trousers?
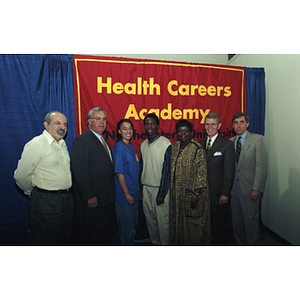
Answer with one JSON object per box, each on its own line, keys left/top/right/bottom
{"left": 142, "top": 185, "right": 169, "bottom": 245}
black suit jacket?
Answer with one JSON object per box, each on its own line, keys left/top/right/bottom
{"left": 71, "top": 129, "right": 115, "bottom": 207}
{"left": 200, "top": 134, "right": 235, "bottom": 205}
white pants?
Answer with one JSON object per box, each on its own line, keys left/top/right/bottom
{"left": 142, "top": 185, "right": 169, "bottom": 245}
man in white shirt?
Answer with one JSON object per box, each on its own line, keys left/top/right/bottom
{"left": 14, "top": 111, "right": 73, "bottom": 245}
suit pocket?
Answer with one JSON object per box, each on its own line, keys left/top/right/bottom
{"left": 185, "top": 189, "right": 204, "bottom": 217}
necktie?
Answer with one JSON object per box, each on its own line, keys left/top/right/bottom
{"left": 236, "top": 136, "right": 242, "bottom": 164}
{"left": 100, "top": 135, "right": 110, "bottom": 157}
{"left": 206, "top": 139, "right": 211, "bottom": 152}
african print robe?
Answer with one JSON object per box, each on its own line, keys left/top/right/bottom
{"left": 169, "top": 139, "right": 211, "bottom": 245}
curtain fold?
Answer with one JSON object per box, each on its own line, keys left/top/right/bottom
{"left": 245, "top": 67, "right": 266, "bottom": 135}
{"left": 47, "top": 54, "right": 76, "bottom": 149}
{"left": 0, "top": 54, "right": 75, "bottom": 244}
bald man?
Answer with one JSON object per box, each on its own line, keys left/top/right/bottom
{"left": 14, "top": 111, "right": 73, "bottom": 245}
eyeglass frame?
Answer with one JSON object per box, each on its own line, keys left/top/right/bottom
{"left": 90, "top": 117, "right": 107, "bottom": 122}
{"left": 204, "top": 122, "right": 219, "bottom": 127}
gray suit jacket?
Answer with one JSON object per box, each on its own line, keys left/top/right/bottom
{"left": 230, "top": 131, "right": 268, "bottom": 198}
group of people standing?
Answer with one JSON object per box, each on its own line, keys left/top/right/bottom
{"left": 14, "top": 107, "right": 268, "bottom": 246}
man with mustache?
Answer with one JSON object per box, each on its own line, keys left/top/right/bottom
{"left": 14, "top": 111, "right": 73, "bottom": 245}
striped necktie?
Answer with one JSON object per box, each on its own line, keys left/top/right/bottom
{"left": 206, "top": 138, "right": 211, "bottom": 152}
{"left": 101, "top": 135, "right": 110, "bottom": 157}
{"left": 236, "top": 136, "right": 242, "bottom": 164}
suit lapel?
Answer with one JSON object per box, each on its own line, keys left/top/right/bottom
{"left": 207, "top": 134, "right": 222, "bottom": 160}
{"left": 200, "top": 137, "right": 207, "bottom": 151}
{"left": 238, "top": 131, "right": 251, "bottom": 164}
{"left": 87, "top": 130, "right": 113, "bottom": 164}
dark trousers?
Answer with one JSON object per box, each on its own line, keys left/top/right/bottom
{"left": 210, "top": 203, "right": 230, "bottom": 245}
{"left": 28, "top": 189, "right": 73, "bottom": 245}
{"left": 115, "top": 201, "right": 139, "bottom": 245}
{"left": 73, "top": 203, "right": 119, "bottom": 245}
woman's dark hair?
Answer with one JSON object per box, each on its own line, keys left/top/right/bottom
{"left": 175, "top": 119, "right": 193, "bottom": 132}
{"left": 116, "top": 119, "right": 134, "bottom": 141}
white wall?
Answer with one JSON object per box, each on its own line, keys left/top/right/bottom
{"left": 228, "top": 54, "right": 300, "bottom": 245}
{"left": 98, "top": 53, "right": 300, "bottom": 244}
{"left": 99, "top": 54, "right": 229, "bottom": 65}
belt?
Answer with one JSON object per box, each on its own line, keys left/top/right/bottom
{"left": 34, "top": 186, "right": 71, "bottom": 194}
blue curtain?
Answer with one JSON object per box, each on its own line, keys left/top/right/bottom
{"left": 245, "top": 67, "right": 266, "bottom": 135}
{"left": 0, "top": 54, "right": 75, "bottom": 244}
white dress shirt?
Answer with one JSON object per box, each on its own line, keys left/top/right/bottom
{"left": 14, "top": 130, "right": 72, "bottom": 195}
{"left": 206, "top": 133, "right": 219, "bottom": 149}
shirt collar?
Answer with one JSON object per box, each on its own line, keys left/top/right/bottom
{"left": 148, "top": 133, "right": 160, "bottom": 144}
{"left": 207, "top": 133, "right": 218, "bottom": 145}
{"left": 235, "top": 131, "right": 248, "bottom": 147}
{"left": 43, "top": 129, "right": 64, "bottom": 146}
{"left": 238, "top": 131, "right": 248, "bottom": 141}
{"left": 90, "top": 128, "right": 103, "bottom": 139}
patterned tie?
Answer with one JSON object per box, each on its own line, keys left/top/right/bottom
{"left": 236, "top": 136, "right": 242, "bottom": 164}
{"left": 206, "top": 138, "right": 211, "bottom": 152}
{"left": 100, "top": 135, "right": 110, "bottom": 157}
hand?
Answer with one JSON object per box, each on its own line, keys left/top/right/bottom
{"left": 87, "top": 196, "right": 97, "bottom": 208}
{"left": 126, "top": 194, "right": 135, "bottom": 205}
{"left": 191, "top": 195, "right": 199, "bottom": 210}
{"left": 250, "top": 190, "right": 260, "bottom": 201}
{"left": 219, "top": 195, "right": 228, "bottom": 205}
{"left": 156, "top": 196, "right": 164, "bottom": 206}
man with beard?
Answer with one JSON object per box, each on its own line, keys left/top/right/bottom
{"left": 14, "top": 111, "right": 73, "bottom": 245}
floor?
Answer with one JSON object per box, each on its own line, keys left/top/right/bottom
{"left": 0, "top": 198, "right": 291, "bottom": 246}
{"left": 133, "top": 200, "right": 292, "bottom": 246}
{"left": 258, "top": 225, "right": 291, "bottom": 246}
{"left": 133, "top": 225, "right": 292, "bottom": 246}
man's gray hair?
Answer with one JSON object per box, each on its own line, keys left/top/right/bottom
{"left": 205, "top": 112, "right": 220, "bottom": 123}
{"left": 87, "top": 107, "right": 107, "bottom": 126}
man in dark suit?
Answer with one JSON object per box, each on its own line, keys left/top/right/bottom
{"left": 200, "top": 112, "right": 235, "bottom": 245}
{"left": 71, "top": 107, "right": 117, "bottom": 245}
{"left": 230, "top": 112, "right": 268, "bottom": 245}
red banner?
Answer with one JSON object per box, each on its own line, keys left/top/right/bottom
{"left": 73, "top": 55, "right": 246, "bottom": 156}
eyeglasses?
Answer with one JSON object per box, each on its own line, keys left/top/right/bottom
{"left": 204, "top": 123, "right": 218, "bottom": 127}
{"left": 91, "top": 117, "right": 107, "bottom": 122}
